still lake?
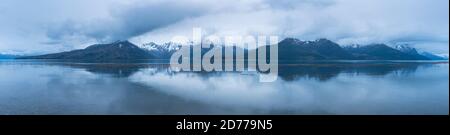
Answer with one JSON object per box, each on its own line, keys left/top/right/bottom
{"left": 0, "top": 59, "right": 448, "bottom": 115}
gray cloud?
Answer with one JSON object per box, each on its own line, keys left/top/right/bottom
{"left": 0, "top": 0, "right": 448, "bottom": 54}
{"left": 46, "top": 1, "right": 207, "bottom": 43}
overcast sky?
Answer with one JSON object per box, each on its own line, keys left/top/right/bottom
{"left": 0, "top": 0, "right": 448, "bottom": 55}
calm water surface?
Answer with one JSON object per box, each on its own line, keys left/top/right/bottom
{"left": 0, "top": 60, "right": 448, "bottom": 115}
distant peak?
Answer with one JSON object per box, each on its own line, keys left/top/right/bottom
{"left": 313, "top": 38, "right": 335, "bottom": 45}
{"left": 345, "top": 44, "right": 362, "bottom": 48}
{"left": 394, "top": 44, "right": 419, "bottom": 54}
{"left": 316, "top": 38, "right": 331, "bottom": 42}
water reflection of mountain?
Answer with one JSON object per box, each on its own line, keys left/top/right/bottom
{"left": 278, "top": 63, "right": 422, "bottom": 81}
{"left": 46, "top": 61, "right": 447, "bottom": 81}
{"left": 61, "top": 63, "right": 170, "bottom": 78}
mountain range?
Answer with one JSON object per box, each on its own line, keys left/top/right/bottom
{"left": 16, "top": 38, "right": 447, "bottom": 61}
{"left": 18, "top": 41, "right": 155, "bottom": 60}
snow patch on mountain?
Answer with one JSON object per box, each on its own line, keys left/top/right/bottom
{"left": 141, "top": 42, "right": 182, "bottom": 52}
{"left": 394, "top": 44, "right": 419, "bottom": 54}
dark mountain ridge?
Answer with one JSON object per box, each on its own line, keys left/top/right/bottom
{"left": 18, "top": 40, "right": 155, "bottom": 60}
{"left": 17, "top": 38, "right": 440, "bottom": 61}
{"left": 277, "top": 38, "right": 354, "bottom": 60}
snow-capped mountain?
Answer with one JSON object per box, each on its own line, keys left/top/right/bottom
{"left": 394, "top": 44, "right": 447, "bottom": 60}
{"left": 392, "top": 44, "right": 429, "bottom": 60}
{"left": 17, "top": 38, "right": 444, "bottom": 61}
{"left": 277, "top": 38, "right": 354, "bottom": 60}
{"left": 344, "top": 44, "right": 362, "bottom": 49}
{"left": 420, "top": 52, "right": 448, "bottom": 60}
{"left": 394, "top": 44, "right": 420, "bottom": 54}
{"left": 141, "top": 42, "right": 183, "bottom": 59}
{"left": 439, "top": 54, "right": 449, "bottom": 59}
{"left": 142, "top": 42, "right": 182, "bottom": 51}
